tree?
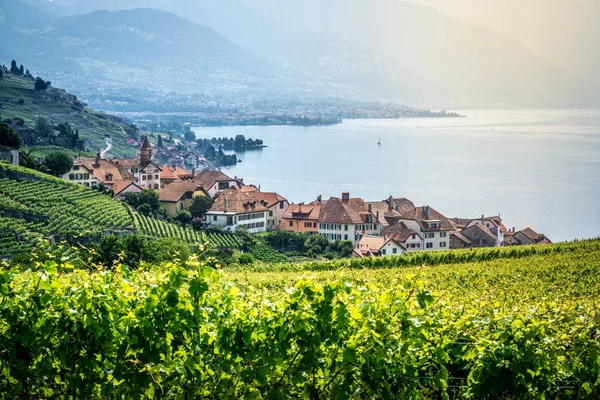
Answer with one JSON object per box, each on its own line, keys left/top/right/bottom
{"left": 175, "top": 210, "right": 192, "bottom": 225}
{"left": 19, "top": 65, "right": 24, "bottom": 76}
{"left": 234, "top": 134, "right": 246, "bottom": 148}
{"left": 0, "top": 69, "right": 3, "bottom": 79}
{"left": 189, "top": 195, "right": 214, "bottom": 219}
{"left": 157, "top": 135, "right": 163, "bottom": 148}
{"left": 184, "top": 130, "right": 196, "bottom": 142}
{"left": 0, "top": 123, "right": 21, "bottom": 149}
{"left": 34, "top": 77, "right": 48, "bottom": 90}
{"left": 137, "top": 204, "right": 152, "bottom": 216}
{"left": 10, "top": 60, "right": 19, "bottom": 75}
{"left": 125, "top": 189, "right": 163, "bottom": 215}
{"left": 44, "top": 151, "right": 73, "bottom": 176}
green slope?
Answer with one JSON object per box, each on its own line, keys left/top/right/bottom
{"left": 0, "top": 71, "right": 138, "bottom": 157}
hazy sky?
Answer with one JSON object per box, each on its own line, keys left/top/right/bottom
{"left": 409, "top": 0, "right": 599, "bottom": 79}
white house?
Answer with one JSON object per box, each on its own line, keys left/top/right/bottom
{"left": 355, "top": 235, "right": 406, "bottom": 257}
{"left": 380, "top": 222, "right": 424, "bottom": 252}
{"left": 205, "top": 188, "right": 268, "bottom": 234}
{"left": 249, "top": 191, "right": 289, "bottom": 229}
{"left": 318, "top": 192, "right": 381, "bottom": 245}
{"left": 397, "top": 205, "right": 453, "bottom": 250}
{"left": 62, "top": 162, "right": 96, "bottom": 187}
{"left": 192, "top": 170, "right": 240, "bottom": 198}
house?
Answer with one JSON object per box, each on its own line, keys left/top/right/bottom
{"left": 112, "top": 137, "right": 162, "bottom": 190}
{"left": 158, "top": 181, "right": 209, "bottom": 218}
{"left": 112, "top": 180, "right": 143, "bottom": 199}
{"left": 192, "top": 170, "right": 240, "bottom": 198}
{"left": 397, "top": 205, "right": 453, "bottom": 250}
{"left": 380, "top": 222, "right": 423, "bottom": 251}
{"left": 318, "top": 192, "right": 381, "bottom": 245}
{"left": 205, "top": 188, "right": 268, "bottom": 233}
{"left": 366, "top": 196, "right": 416, "bottom": 228}
{"left": 356, "top": 235, "right": 406, "bottom": 257}
{"left": 282, "top": 201, "right": 322, "bottom": 236}
{"left": 78, "top": 155, "right": 130, "bottom": 190}
{"left": 450, "top": 231, "right": 473, "bottom": 249}
{"left": 249, "top": 191, "right": 289, "bottom": 229}
{"left": 0, "top": 149, "right": 19, "bottom": 165}
{"left": 459, "top": 223, "right": 498, "bottom": 248}
{"left": 62, "top": 161, "right": 95, "bottom": 187}
{"left": 512, "top": 227, "right": 552, "bottom": 245}
{"left": 464, "top": 215, "right": 506, "bottom": 246}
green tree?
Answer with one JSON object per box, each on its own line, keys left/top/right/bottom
{"left": 175, "top": 210, "right": 192, "bottom": 225}
{"left": 126, "top": 189, "right": 163, "bottom": 215}
{"left": 0, "top": 123, "right": 21, "bottom": 149}
{"left": 189, "top": 195, "right": 214, "bottom": 219}
{"left": 10, "top": 60, "right": 19, "bottom": 74}
{"left": 234, "top": 134, "right": 246, "bottom": 148}
{"left": 204, "top": 145, "right": 216, "bottom": 160}
{"left": 137, "top": 203, "right": 152, "bottom": 216}
{"left": 34, "top": 77, "right": 48, "bottom": 90}
{"left": 184, "top": 130, "right": 196, "bottom": 142}
{"left": 94, "top": 235, "right": 123, "bottom": 267}
{"left": 157, "top": 135, "right": 163, "bottom": 148}
{"left": 19, "top": 65, "right": 24, "bottom": 76}
{"left": 44, "top": 151, "right": 73, "bottom": 176}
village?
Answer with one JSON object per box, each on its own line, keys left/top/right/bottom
{"left": 61, "top": 136, "right": 552, "bottom": 258}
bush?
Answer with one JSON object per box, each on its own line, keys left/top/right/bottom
{"left": 238, "top": 253, "right": 255, "bottom": 265}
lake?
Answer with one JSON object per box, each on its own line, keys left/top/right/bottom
{"left": 193, "top": 110, "right": 600, "bottom": 242}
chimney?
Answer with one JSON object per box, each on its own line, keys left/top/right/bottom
{"left": 481, "top": 214, "right": 485, "bottom": 221}
{"left": 368, "top": 204, "right": 372, "bottom": 213}
{"left": 376, "top": 211, "right": 380, "bottom": 221}
{"left": 224, "top": 197, "right": 228, "bottom": 213}
{"left": 423, "top": 205, "right": 429, "bottom": 219}
{"left": 342, "top": 192, "right": 350, "bottom": 203}
{"left": 317, "top": 195, "right": 322, "bottom": 203}
{"left": 512, "top": 227, "right": 516, "bottom": 232}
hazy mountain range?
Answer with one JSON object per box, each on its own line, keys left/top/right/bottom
{"left": 2, "top": 0, "right": 596, "bottom": 110}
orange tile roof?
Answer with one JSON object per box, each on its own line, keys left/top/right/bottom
{"left": 381, "top": 222, "right": 422, "bottom": 243}
{"left": 209, "top": 188, "right": 269, "bottom": 214}
{"left": 283, "top": 203, "right": 322, "bottom": 220}
{"left": 79, "top": 158, "right": 126, "bottom": 183}
{"left": 240, "top": 185, "right": 260, "bottom": 193}
{"left": 112, "top": 180, "right": 141, "bottom": 195}
{"left": 319, "top": 197, "right": 379, "bottom": 225}
{"left": 400, "top": 206, "right": 454, "bottom": 231}
{"left": 192, "top": 170, "right": 236, "bottom": 190}
{"left": 250, "top": 191, "right": 288, "bottom": 208}
{"left": 158, "top": 181, "right": 206, "bottom": 202}
{"left": 358, "top": 235, "right": 406, "bottom": 253}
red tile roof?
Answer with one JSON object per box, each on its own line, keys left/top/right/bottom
{"left": 112, "top": 180, "right": 141, "bottom": 196}
{"left": 192, "top": 170, "right": 236, "bottom": 191}
{"left": 381, "top": 222, "right": 422, "bottom": 243}
{"left": 158, "top": 181, "right": 205, "bottom": 202}
{"left": 400, "top": 205, "right": 454, "bottom": 231}
{"left": 283, "top": 203, "right": 322, "bottom": 221}
{"left": 250, "top": 191, "right": 288, "bottom": 208}
{"left": 319, "top": 197, "right": 379, "bottom": 225}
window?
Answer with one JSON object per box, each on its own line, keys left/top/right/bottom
{"left": 313, "top": 223, "right": 318, "bottom": 228}
{"left": 84, "top": 183, "right": 89, "bottom": 187}
{"left": 155, "top": 174, "right": 159, "bottom": 179}
{"left": 440, "top": 242, "right": 447, "bottom": 248}
{"left": 344, "top": 225, "right": 348, "bottom": 231}
{"left": 218, "top": 182, "right": 229, "bottom": 189}
{"left": 425, "top": 232, "right": 435, "bottom": 239}
{"left": 180, "top": 203, "right": 184, "bottom": 210}
{"left": 344, "top": 234, "right": 348, "bottom": 240}
{"left": 84, "top": 174, "right": 89, "bottom": 180}
{"left": 440, "top": 232, "right": 447, "bottom": 238}
{"left": 154, "top": 184, "right": 159, "bottom": 189}
{"left": 279, "top": 202, "right": 284, "bottom": 209}
{"left": 69, "top": 174, "right": 75, "bottom": 180}
{"left": 305, "top": 222, "right": 312, "bottom": 228}
{"left": 73, "top": 166, "right": 80, "bottom": 171}
{"left": 142, "top": 175, "right": 146, "bottom": 181}
{"left": 269, "top": 211, "right": 273, "bottom": 217}
{"left": 426, "top": 243, "right": 433, "bottom": 249}
{"left": 393, "top": 248, "right": 397, "bottom": 254}
{"left": 213, "top": 216, "right": 217, "bottom": 221}
{"left": 290, "top": 221, "right": 294, "bottom": 227}
{"left": 382, "top": 249, "right": 387, "bottom": 255}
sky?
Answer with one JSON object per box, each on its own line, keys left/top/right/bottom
{"left": 409, "top": 0, "right": 599, "bottom": 80}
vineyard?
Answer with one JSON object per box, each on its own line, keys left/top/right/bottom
{"left": 132, "top": 212, "right": 241, "bottom": 249}
{"left": 0, "top": 239, "right": 599, "bottom": 398}
{"left": 0, "top": 163, "right": 132, "bottom": 257}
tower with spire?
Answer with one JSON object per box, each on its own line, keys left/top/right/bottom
{"left": 138, "top": 136, "right": 153, "bottom": 166}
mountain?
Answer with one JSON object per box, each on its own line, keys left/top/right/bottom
{"left": 0, "top": 66, "right": 139, "bottom": 157}
{"left": 9, "top": 0, "right": 595, "bottom": 108}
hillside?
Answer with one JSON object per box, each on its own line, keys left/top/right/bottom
{"left": 0, "top": 163, "right": 239, "bottom": 257}
{"left": 1, "top": 238, "right": 599, "bottom": 397}
{"left": 0, "top": 68, "right": 139, "bottom": 157}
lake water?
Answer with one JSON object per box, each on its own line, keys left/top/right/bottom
{"left": 193, "top": 110, "right": 600, "bottom": 242}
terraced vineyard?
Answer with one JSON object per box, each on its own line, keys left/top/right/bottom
{"left": 1, "top": 240, "right": 599, "bottom": 398}
{"left": 132, "top": 211, "right": 241, "bottom": 249}
{"left": 0, "top": 163, "right": 133, "bottom": 257}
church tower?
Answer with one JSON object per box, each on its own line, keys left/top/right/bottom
{"left": 138, "top": 136, "right": 153, "bottom": 166}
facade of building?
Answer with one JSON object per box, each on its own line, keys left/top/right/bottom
{"left": 112, "top": 180, "right": 142, "bottom": 200}
{"left": 62, "top": 162, "right": 95, "bottom": 187}
{"left": 380, "top": 222, "right": 423, "bottom": 252}
{"left": 205, "top": 188, "right": 268, "bottom": 233}
{"left": 355, "top": 235, "right": 406, "bottom": 257}
{"left": 459, "top": 223, "right": 498, "bottom": 247}
{"left": 158, "top": 181, "right": 209, "bottom": 218}
{"left": 512, "top": 227, "right": 552, "bottom": 246}
{"left": 318, "top": 192, "right": 381, "bottom": 245}
{"left": 250, "top": 191, "right": 289, "bottom": 229}
{"left": 397, "top": 205, "right": 453, "bottom": 250}
{"left": 282, "top": 202, "right": 322, "bottom": 235}
{"left": 0, "top": 149, "right": 19, "bottom": 165}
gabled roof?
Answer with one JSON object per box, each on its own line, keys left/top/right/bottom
{"left": 450, "top": 217, "right": 472, "bottom": 230}
{"left": 319, "top": 197, "right": 379, "bottom": 225}
{"left": 240, "top": 185, "right": 260, "bottom": 193}
{"left": 400, "top": 206, "right": 454, "bottom": 231}
{"left": 358, "top": 235, "right": 406, "bottom": 254}
{"left": 112, "top": 180, "right": 142, "bottom": 196}
{"left": 208, "top": 188, "right": 268, "bottom": 214}
{"left": 112, "top": 158, "right": 140, "bottom": 169}
{"left": 462, "top": 223, "right": 497, "bottom": 241}
{"left": 158, "top": 181, "right": 206, "bottom": 202}
{"left": 451, "top": 231, "right": 472, "bottom": 245}
{"left": 381, "top": 222, "right": 422, "bottom": 243}
{"left": 283, "top": 202, "right": 322, "bottom": 221}
{"left": 192, "top": 170, "right": 236, "bottom": 190}
{"left": 250, "top": 191, "right": 288, "bottom": 208}
{"left": 79, "top": 158, "right": 126, "bottom": 183}
{"left": 517, "top": 227, "right": 551, "bottom": 244}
